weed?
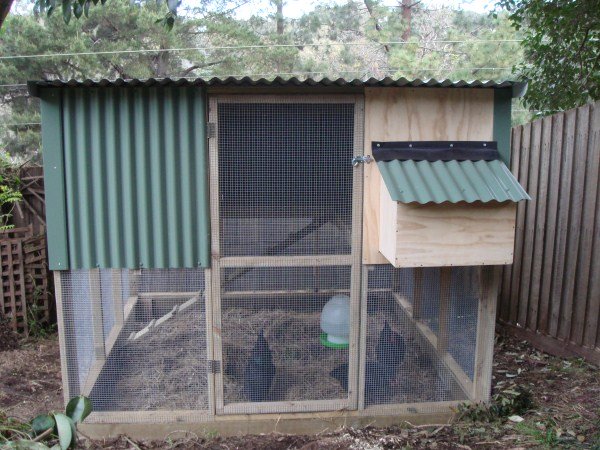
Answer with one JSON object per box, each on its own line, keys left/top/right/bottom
{"left": 26, "top": 302, "right": 55, "bottom": 339}
{"left": 456, "top": 385, "right": 534, "bottom": 422}
{"left": 516, "top": 420, "right": 559, "bottom": 448}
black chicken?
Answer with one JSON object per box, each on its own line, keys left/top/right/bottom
{"left": 330, "top": 362, "right": 393, "bottom": 404}
{"left": 376, "top": 321, "right": 406, "bottom": 370}
{"left": 244, "top": 329, "right": 276, "bottom": 402}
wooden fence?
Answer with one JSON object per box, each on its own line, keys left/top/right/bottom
{"left": 499, "top": 101, "right": 600, "bottom": 364}
{"left": 13, "top": 165, "right": 46, "bottom": 236}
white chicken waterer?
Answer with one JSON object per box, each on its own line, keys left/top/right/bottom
{"left": 320, "top": 295, "right": 350, "bottom": 349}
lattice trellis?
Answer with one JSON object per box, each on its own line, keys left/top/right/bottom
{"left": 0, "top": 226, "right": 50, "bottom": 334}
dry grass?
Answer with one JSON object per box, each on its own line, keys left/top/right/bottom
{"left": 97, "top": 302, "right": 209, "bottom": 411}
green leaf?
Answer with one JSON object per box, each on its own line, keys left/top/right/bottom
{"left": 166, "top": 15, "right": 174, "bottom": 30}
{"left": 65, "top": 396, "right": 92, "bottom": 424}
{"left": 31, "top": 414, "right": 55, "bottom": 435}
{"left": 62, "top": 0, "right": 72, "bottom": 24}
{"left": 52, "top": 414, "right": 73, "bottom": 450}
{"left": 83, "top": 1, "right": 90, "bottom": 17}
{"left": 73, "top": 2, "right": 83, "bottom": 19}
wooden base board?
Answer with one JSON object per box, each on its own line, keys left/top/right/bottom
{"left": 80, "top": 409, "right": 456, "bottom": 440}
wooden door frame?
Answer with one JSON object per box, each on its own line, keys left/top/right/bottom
{"left": 208, "top": 94, "right": 364, "bottom": 415}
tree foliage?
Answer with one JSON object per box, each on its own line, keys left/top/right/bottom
{"left": 497, "top": 0, "right": 600, "bottom": 112}
{"left": 0, "top": 0, "right": 530, "bottom": 161}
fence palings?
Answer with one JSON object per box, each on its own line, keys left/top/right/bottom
{"left": 499, "top": 101, "right": 600, "bottom": 365}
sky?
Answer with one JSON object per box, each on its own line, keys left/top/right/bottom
{"left": 234, "top": 0, "right": 495, "bottom": 19}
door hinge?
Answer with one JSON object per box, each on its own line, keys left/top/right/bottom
{"left": 208, "top": 360, "right": 221, "bottom": 374}
{"left": 207, "top": 122, "right": 217, "bottom": 139}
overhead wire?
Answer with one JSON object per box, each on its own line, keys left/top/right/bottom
{"left": 0, "top": 39, "right": 523, "bottom": 60}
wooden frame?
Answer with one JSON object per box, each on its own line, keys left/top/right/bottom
{"left": 53, "top": 271, "right": 72, "bottom": 404}
{"left": 208, "top": 93, "right": 365, "bottom": 415}
{"left": 472, "top": 266, "right": 500, "bottom": 402}
{"left": 80, "top": 408, "right": 456, "bottom": 439}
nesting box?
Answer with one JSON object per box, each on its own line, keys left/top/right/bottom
{"left": 375, "top": 141, "right": 529, "bottom": 267}
{"left": 30, "top": 77, "right": 529, "bottom": 439}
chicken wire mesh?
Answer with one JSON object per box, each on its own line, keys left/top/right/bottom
{"left": 363, "top": 265, "right": 479, "bottom": 408}
{"left": 220, "top": 266, "right": 353, "bottom": 412}
{"left": 217, "top": 100, "right": 356, "bottom": 258}
{"left": 59, "top": 268, "right": 209, "bottom": 416}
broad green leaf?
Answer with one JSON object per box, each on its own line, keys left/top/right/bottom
{"left": 73, "top": 2, "right": 83, "bottom": 19}
{"left": 52, "top": 414, "right": 73, "bottom": 450}
{"left": 62, "top": 1, "right": 71, "bottom": 24}
{"left": 166, "top": 15, "right": 174, "bottom": 30}
{"left": 65, "top": 395, "right": 92, "bottom": 424}
{"left": 31, "top": 414, "right": 55, "bottom": 435}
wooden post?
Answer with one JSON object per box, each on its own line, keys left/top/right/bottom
{"left": 437, "top": 267, "right": 451, "bottom": 355}
{"left": 54, "top": 271, "right": 74, "bottom": 404}
{"left": 473, "top": 266, "right": 500, "bottom": 402}
{"left": 413, "top": 268, "right": 423, "bottom": 320}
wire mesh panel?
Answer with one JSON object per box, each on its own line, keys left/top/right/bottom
{"left": 60, "top": 270, "right": 95, "bottom": 394}
{"left": 447, "top": 268, "right": 480, "bottom": 379}
{"left": 363, "top": 265, "right": 479, "bottom": 409}
{"left": 219, "top": 266, "right": 353, "bottom": 413}
{"left": 217, "top": 99, "right": 356, "bottom": 257}
{"left": 59, "top": 269, "right": 210, "bottom": 419}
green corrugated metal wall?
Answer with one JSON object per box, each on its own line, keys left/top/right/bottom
{"left": 41, "top": 87, "right": 210, "bottom": 270}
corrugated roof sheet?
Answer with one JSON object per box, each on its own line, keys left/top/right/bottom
{"left": 27, "top": 76, "right": 527, "bottom": 97}
{"left": 377, "top": 159, "right": 531, "bottom": 204}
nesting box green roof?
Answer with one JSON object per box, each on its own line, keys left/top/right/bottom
{"left": 377, "top": 159, "right": 531, "bottom": 204}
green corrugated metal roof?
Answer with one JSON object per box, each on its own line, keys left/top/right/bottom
{"left": 377, "top": 159, "right": 530, "bottom": 204}
{"left": 27, "top": 76, "right": 527, "bottom": 98}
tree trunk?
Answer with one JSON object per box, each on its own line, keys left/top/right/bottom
{"left": 401, "top": 0, "right": 413, "bottom": 41}
{"left": 0, "top": 0, "right": 14, "bottom": 29}
{"left": 364, "top": 0, "right": 389, "bottom": 52}
{"left": 275, "top": 0, "right": 284, "bottom": 35}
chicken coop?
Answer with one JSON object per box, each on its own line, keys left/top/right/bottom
{"left": 29, "top": 77, "right": 530, "bottom": 438}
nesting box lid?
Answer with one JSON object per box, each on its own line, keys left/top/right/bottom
{"left": 373, "top": 141, "right": 531, "bottom": 204}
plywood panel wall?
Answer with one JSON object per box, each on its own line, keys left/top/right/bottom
{"left": 379, "top": 187, "right": 517, "bottom": 267}
{"left": 363, "top": 88, "right": 495, "bottom": 264}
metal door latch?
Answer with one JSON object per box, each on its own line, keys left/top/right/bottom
{"left": 352, "top": 155, "right": 373, "bottom": 166}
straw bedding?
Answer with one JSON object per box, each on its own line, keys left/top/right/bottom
{"left": 93, "top": 296, "right": 465, "bottom": 411}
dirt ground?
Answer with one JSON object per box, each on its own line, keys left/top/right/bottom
{"left": 1, "top": 328, "right": 598, "bottom": 449}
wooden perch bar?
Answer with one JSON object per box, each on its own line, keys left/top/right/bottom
{"left": 127, "top": 294, "right": 200, "bottom": 342}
